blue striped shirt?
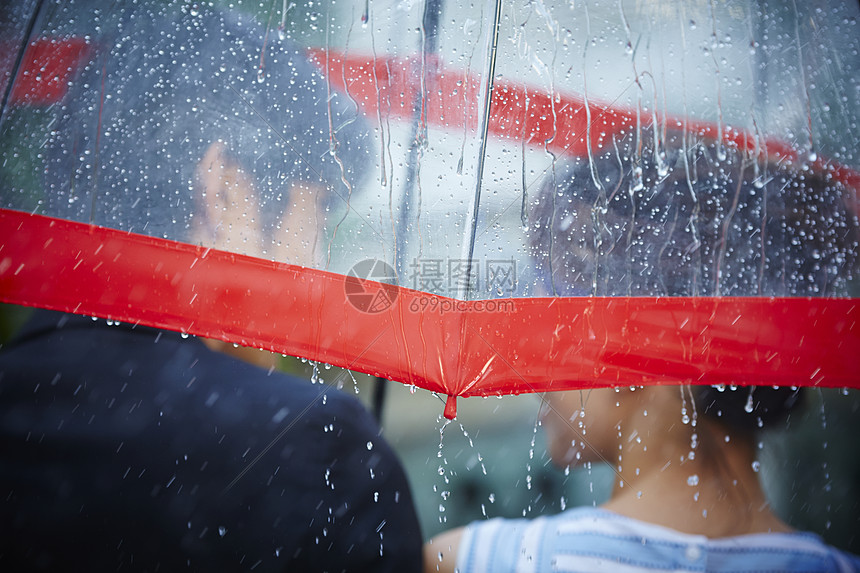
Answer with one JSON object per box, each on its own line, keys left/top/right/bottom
{"left": 456, "top": 507, "right": 860, "bottom": 572}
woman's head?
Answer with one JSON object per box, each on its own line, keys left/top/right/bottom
{"left": 529, "top": 143, "right": 857, "bottom": 298}
{"left": 529, "top": 134, "right": 857, "bottom": 452}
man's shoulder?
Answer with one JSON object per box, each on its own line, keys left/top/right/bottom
{"left": 2, "top": 310, "right": 379, "bottom": 436}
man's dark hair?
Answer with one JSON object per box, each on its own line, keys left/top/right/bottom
{"left": 42, "top": 1, "right": 370, "bottom": 241}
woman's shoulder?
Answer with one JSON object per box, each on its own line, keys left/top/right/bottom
{"left": 458, "top": 507, "right": 860, "bottom": 573}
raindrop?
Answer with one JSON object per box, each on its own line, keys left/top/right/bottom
{"left": 218, "top": 526, "right": 226, "bottom": 537}
{"left": 751, "top": 460, "right": 761, "bottom": 473}
{"left": 744, "top": 390, "right": 755, "bottom": 413}
{"left": 366, "top": 441, "right": 373, "bottom": 450}
{"left": 631, "top": 166, "right": 644, "bottom": 192}
{"left": 655, "top": 151, "right": 669, "bottom": 178}
{"left": 257, "top": 68, "right": 266, "bottom": 83}
{"left": 277, "top": 24, "right": 286, "bottom": 42}
{"left": 345, "top": 370, "right": 359, "bottom": 394}
{"left": 687, "top": 474, "right": 699, "bottom": 486}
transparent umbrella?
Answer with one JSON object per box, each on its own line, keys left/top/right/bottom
{"left": 1, "top": 0, "right": 858, "bottom": 421}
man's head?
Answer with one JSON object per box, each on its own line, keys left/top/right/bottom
{"left": 44, "top": 2, "right": 370, "bottom": 254}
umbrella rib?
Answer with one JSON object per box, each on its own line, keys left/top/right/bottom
{"left": 221, "top": 324, "right": 391, "bottom": 495}
{"left": 462, "top": 0, "right": 505, "bottom": 300}
{"left": 226, "top": 84, "right": 387, "bottom": 247}
{"left": 0, "top": 0, "right": 46, "bottom": 126}
{"left": 465, "top": 323, "right": 635, "bottom": 492}
{"left": 471, "top": 78, "right": 639, "bottom": 246}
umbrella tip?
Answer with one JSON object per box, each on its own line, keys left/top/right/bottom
{"left": 443, "top": 394, "right": 457, "bottom": 420}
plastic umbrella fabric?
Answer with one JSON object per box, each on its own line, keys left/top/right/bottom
{"left": 1, "top": 0, "right": 858, "bottom": 419}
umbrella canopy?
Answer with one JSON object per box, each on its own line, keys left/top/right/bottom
{"left": 1, "top": 0, "right": 858, "bottom": 418}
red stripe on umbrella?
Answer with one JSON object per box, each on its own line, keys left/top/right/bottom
{"left": 2, "top": 209, "right": 857, "bottom": 419}
{"left": 7, "top": 38, "right": 91, "bottom": 106}
{"left": 8, "top": 38, "right": 860, "bottom": 191}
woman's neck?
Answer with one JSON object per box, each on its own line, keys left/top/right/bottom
{"left": 600, "top": 405, "right": 792, "bottom": 538}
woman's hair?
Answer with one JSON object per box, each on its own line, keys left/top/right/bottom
{"left": 529, "top": 130, "right": 858, "bottom": 434}
{"left": 695, "top": 385, "right": 804, "bottom": 435}
{"left": 530, "top": 144, "right": 857, "bottom": 298}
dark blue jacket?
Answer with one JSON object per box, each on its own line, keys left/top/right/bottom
{"left": 0, "top": 310, "right": 422, "bottom": 572}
